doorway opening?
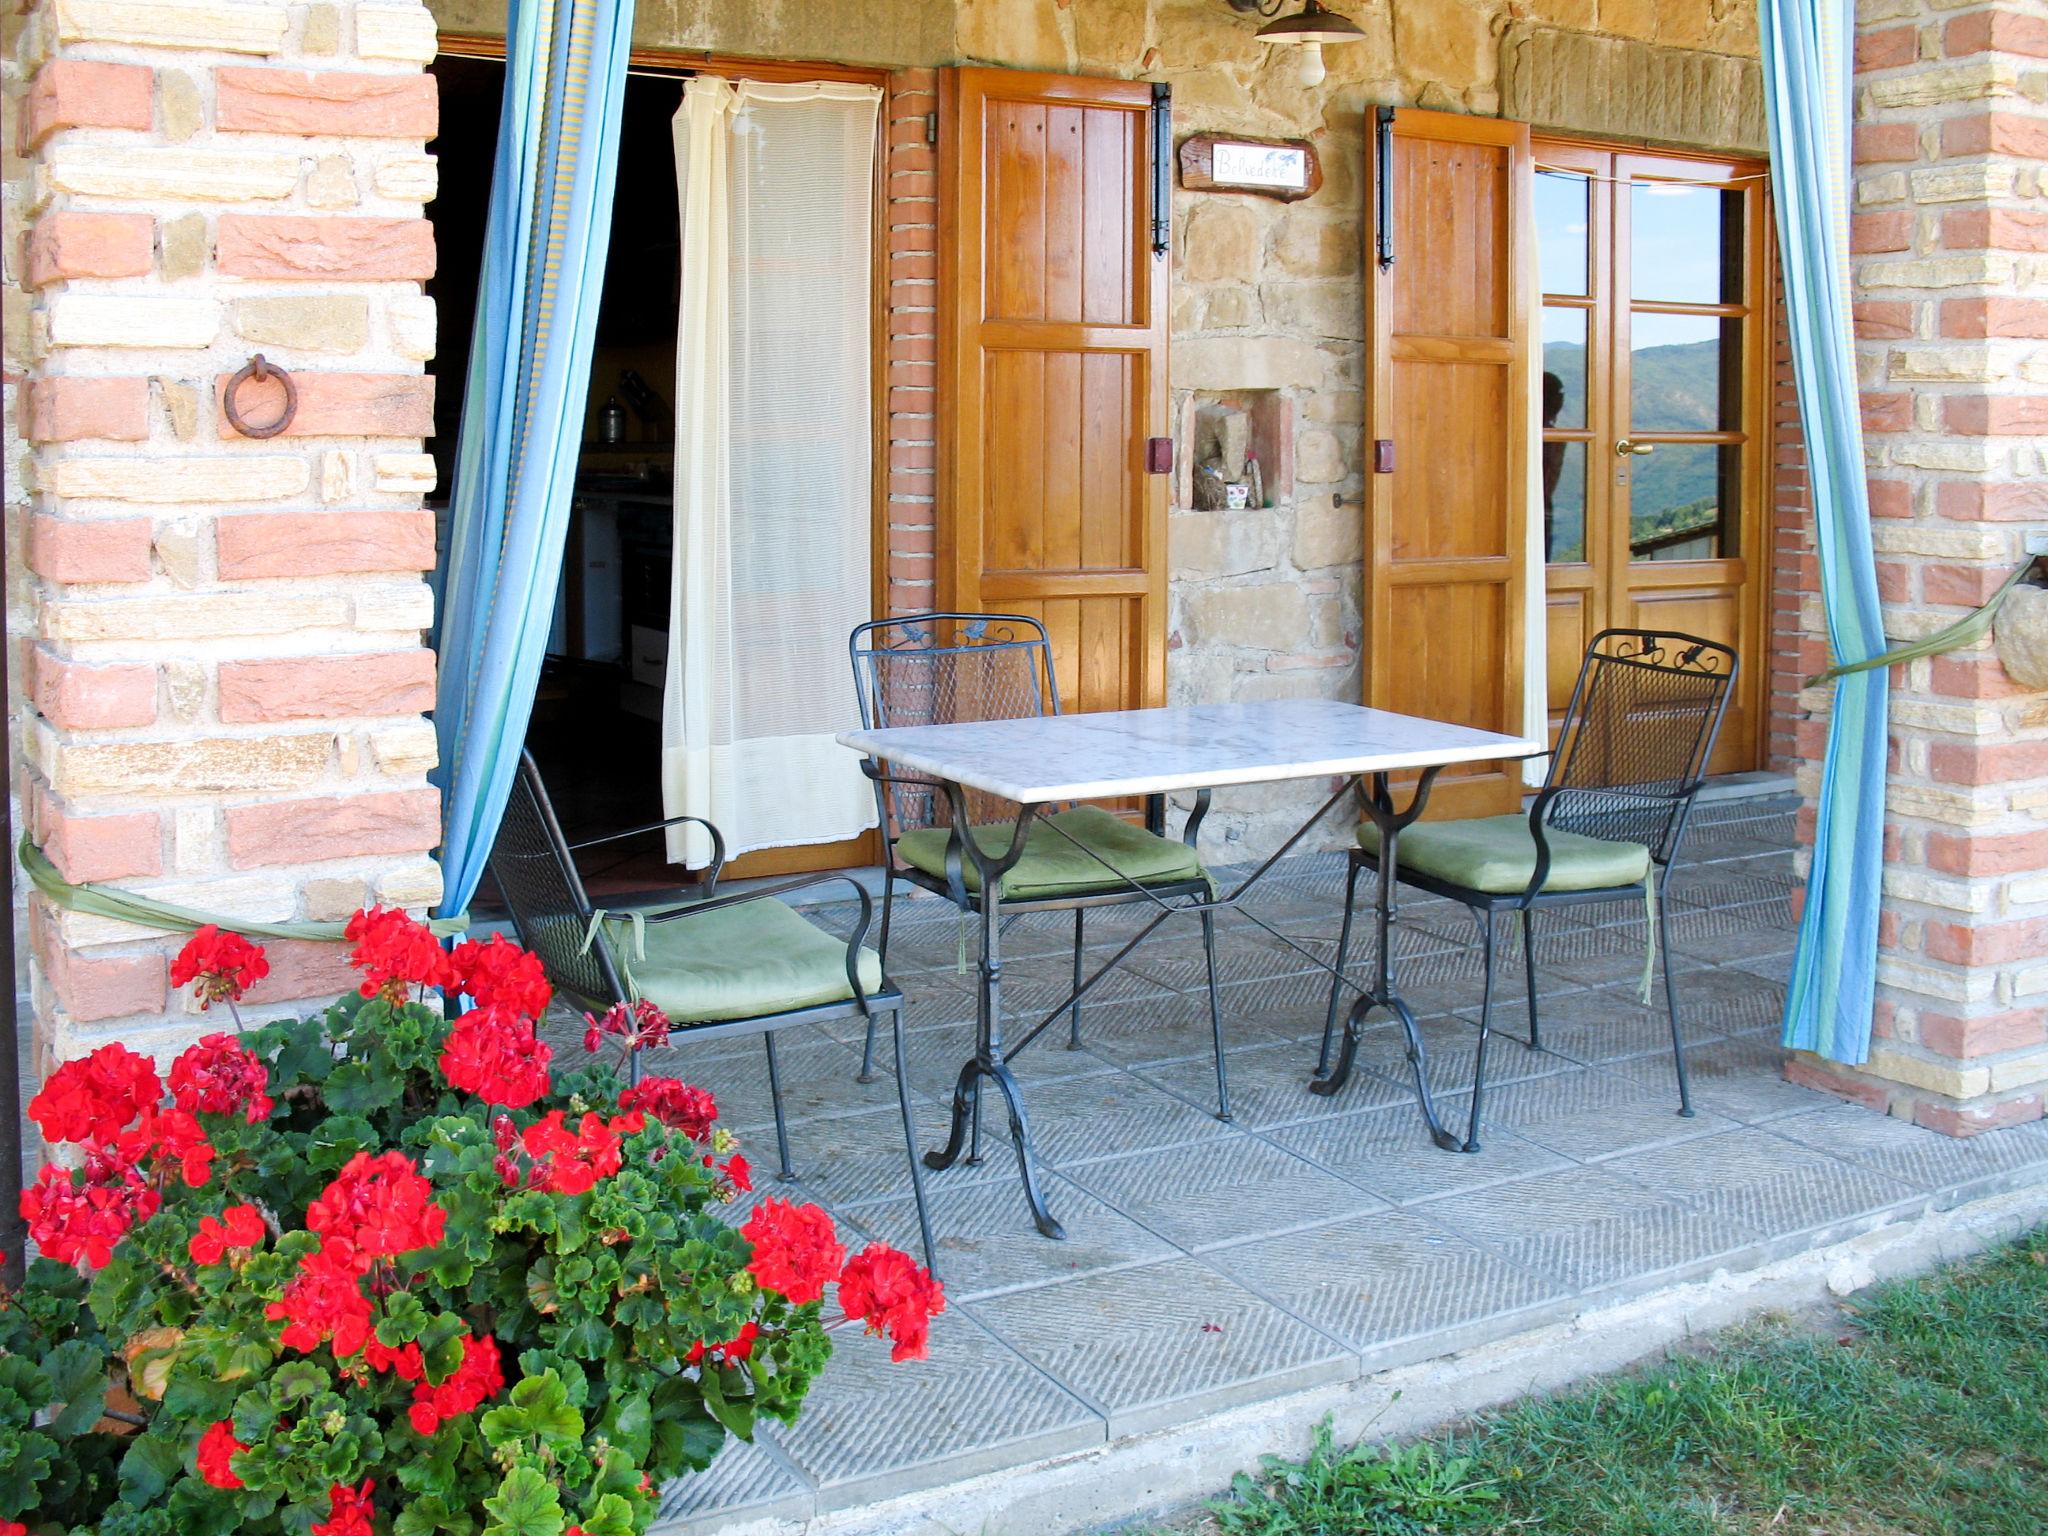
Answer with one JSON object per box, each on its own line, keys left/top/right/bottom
{"left": 428, "top": 46, "right": 888, "bottom": 913}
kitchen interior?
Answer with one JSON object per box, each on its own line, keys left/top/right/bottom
{"left": 431, "top": 55, "right": 690, "bottom": 901}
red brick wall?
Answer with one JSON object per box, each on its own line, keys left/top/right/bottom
{"left": 884, "top": 69, "right": 939, "bottom": 617}
{"left": 1767, "top": 285, "right": 1816, "bottom": 774}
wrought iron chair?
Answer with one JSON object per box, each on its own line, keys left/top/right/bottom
{"left": 1319, "top": 629, "right": 1737, "bottom": 1151}
{"left": 485, "top": 749, "right": 934, "bottom": 1267}
{"left": 847, "top": 613, "right": 1234, "bottom": 1120}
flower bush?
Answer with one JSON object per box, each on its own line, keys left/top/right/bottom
{"left": 1, "top": 912, "right": 941, "bottom": 1536}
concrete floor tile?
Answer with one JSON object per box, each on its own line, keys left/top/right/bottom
{"left": 1268, "top": 1100, "right": 1572, "bottom": 1205}
{"left": 1063, "top": 1135, "right": 1386, "bottom": 1252}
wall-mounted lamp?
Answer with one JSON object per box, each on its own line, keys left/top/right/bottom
{"left": 1224, "top": 0, "right": 1366, "bottom": 89}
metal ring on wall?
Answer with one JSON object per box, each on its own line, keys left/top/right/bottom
{"left": 222, "top": 354, "right": 297, "bottom": 439}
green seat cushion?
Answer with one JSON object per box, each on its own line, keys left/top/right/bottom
{"left": 1358, "top": 814, "right": 1650, "bottom": 895}
{"left": 612, "top": 897, "right": 883, "bottom": 1024}
{"left": 896, "top": 803, "right": 1205, "bottom": 900}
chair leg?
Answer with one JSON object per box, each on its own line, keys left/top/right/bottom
{"left": 1318, "top": 857, "right": 1365, "bottom": 1078}
{"left": 1462, "top": 909, "right": 1498, "bottom": 1153}
{"left": 762, "top": 1034, "right": 796, "bottom": 1181}
{"left": 1200, "top": 908, "right": 1232, "bottom": 1122}
{"left": 1658, "top": 877, "right": 1694, "bottom": 1117}
{"left": 859, "top": 877, "right": 896, "bottom": 1084}
{"left": 1520, "top": 906, "right": 1542, "bottom": 1052}
{"left": 890, "top": 1005, "right": 938, "bottom": 1276}
{"left": 1067, "top": 906, "right": 1086, "bottom": 1050}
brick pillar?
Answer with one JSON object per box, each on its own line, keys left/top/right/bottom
{"left": 1785, "top": 0, "right": 2048, "bottom": 1134}
{"left": 884, "top": 68, "right": 938, "bottom": 617}
{"left": 4, "top": 1, "right": 442, "bottom": 1074}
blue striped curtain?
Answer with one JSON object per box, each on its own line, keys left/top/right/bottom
{"left": 1762, "top": 2, "right": 1889, "bottom": 1064}
{"left": 432, "top": 0, "right": 636, "bottom": 920}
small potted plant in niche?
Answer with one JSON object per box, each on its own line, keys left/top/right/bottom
{"left": 1, "top": 908, "right": 940, "bottom": 1536}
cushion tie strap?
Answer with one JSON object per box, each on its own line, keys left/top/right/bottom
{"left": 1640, "top": 873, "right": 1659, "bottom": 1008}
{"left": 583, "top": 907, "right": 647, "bottom": 1001}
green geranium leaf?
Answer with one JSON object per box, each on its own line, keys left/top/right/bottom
{"left": 270, "top": 1360, "right": 330, "bottom": 1407}
{"left": 376, "top": 1291, "right": 431, "bottom": 1347}
{"left": 481, "top": 1371, "right": 583, "bottom": 1453}
{"left": 0, "top": 1426, "right": 58, "bottom": 1517}
{"left": 41, "top": 1338, "right": 108, "bottom": 1438}
{"left": 482, "top": 1464, "right": 566, "bottom": 1536}
{"left": 572, "top": 1492, "right": 639, "bottom": 1536}
{"left": 117, "top": 1430, "right": 183, "bottom": 1504}
{"left": 395, "top": 1492, "right": 479, "bottom": 1536}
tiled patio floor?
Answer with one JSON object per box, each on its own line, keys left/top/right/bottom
{"left": 610, "top": 796, "right": 2048, "bottom": 1533}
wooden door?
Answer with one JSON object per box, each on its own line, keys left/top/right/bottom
{"left": 1364, "top": 108, "right": 1532, "bottom": 819}
{"left": 1535, "top": 141, "right": 1769, "bottom": 773}
{"left": 938, "top": 67, "right": 1169, "bottom": 715}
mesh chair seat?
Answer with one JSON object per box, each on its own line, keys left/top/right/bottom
{"left": 896, "top": 805, "right": 1204, "bottom": 900}
{"left": 1358, "top": 815, "right": 1650, "bottom": 895}
{"left": 613, "top": 898, "right": 884, "bottom": 1025}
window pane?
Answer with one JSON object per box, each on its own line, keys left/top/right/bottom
{"left": 1536, "top": 171, "right": 1589, "bottom": 296}
{"left": 1630, "top": 312, "right": 1743, "bottom": 433}
{"left": 1541, "top": 307, "right": 1588, "bottom": 430}
{"left": 1629, "top": 443, "right": 1738, "bottom": 561}
{"left": 1542, "top": 441, "right": 1586, "bottom": 564}
{"left": 1630, "top": 181, "right": 1742, "bottom": 305}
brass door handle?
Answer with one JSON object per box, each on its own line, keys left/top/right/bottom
{"left": 1616, "top": 439, "right": 1656, "bottom": 456}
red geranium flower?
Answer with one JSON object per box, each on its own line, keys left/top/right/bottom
{"left": 169, "top": 1033, "right": 274, "bottom": 1123}
{"left": 2, "top": 1520, "right": 27, "bottom": 1536}
{"left": 450, "top": 933, "right": 552, "bottom": 1018}
{"left": 838, "top": 1243, "right": 945, "bottom": 1363}
{"left": 312, "top": 1478, "right": 375, "bottom": 1536}
{"left": 189, "top": 1203, "right": 266, "bottom": 1265}
{"left": 440, "top": 1004, "right": 552, "bottom": 1108}
{"left": 364, "top": 1335, "right": 425, "bottom": 1380}
{"left": 406, "top": 1332, "right": 503, "bottom": 1436}
{"left": 170, "top": 925, "right": 269, "bottom": 1008}
{"left": 722, "top": 1152, "right": 753, "bottom": 1195}
{"left": 20, "top": 1162, "right": 158, "bottom": 1270}
{"left": 112, "top": 1106, "right": 215, "bottom": 1189}
{"left": 740, "top": 1198, "right": 844, "bottom": 1305}
{"left": 617, "top": 1076, "right": 717, "bottom": 1140}
{"left": 515, "top": 1110, "right": 634, "bottom": 1195}
{"left": 27, "top": 1042, "right": 162, "bottom": 1146}
{"left": 583, "top": 998, "right": 672, "bottom": 1054}
{"left": 345, "top": 906, "right": 453, "bottom": 1003}
{"left": 686, "top": 1319, "right": 758, "bottom": 1366}
{"left": 267, "top": 1245, "right": 374, "bottom": 1358}
{"left": 306, "top": 1151, "right": 447, "bottom": 1261}
{"left": 195, "top": 1419, "right": 248, "bottom": 1489}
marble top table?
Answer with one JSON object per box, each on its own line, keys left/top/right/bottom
{"left": 837, "top": 697, "right": 1540, "bottom": 805}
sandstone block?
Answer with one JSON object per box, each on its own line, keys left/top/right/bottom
{"left": 215, "top": 509, "right": 434, "bottom": 578}
{"left": 24, "top": 376, "right": 149, "bottom": 442}
{"left": 375, "top": 859, "right": 444, "bottom": 909}
{"left": 32, "top": 650, "right": 156, "bottom": 730}
{"left": 322, "top": 451, "right": 355, "bottom": 503}
{"left": 303, "top": 876, "right": 368, "bottom": 922}
{"left": 386, "top": 294, "right": 437, "bottom": 360}
{"left": 46, "top": 455, "right": 309, "bottom": 504}
{"left": 53, "top": 0, "right": 289, "bottom": 54}
{"left": 159, "top": 69, "right": 203, "bottom": 142}
{"left": 1866, "top": 59, "right": 2020, "bottom": 109}
{"left": 1293, "top": 427, "right": 1346, "bottom": 485}
{"left": 372, "top": 453, "right": 436, "bottom": 494}
{"left": 151, "top": 517, "right": 206, "bottom": 589}
{"left": 42, "top": 591, "right": 351, "bottom": 645}
{"left": 369, "top": 722, "right": 438, "bottom": 776}
{"left": 159, "top": 212, "right": 210, "bottom": 281}
{"left": 217, "top": 215, "right": 435, "bottom": 280}
{"left": 1293, "top": 497, "right": 1363, "bottom": 569}
{"left": 1995, "top": 583, "right": 2048, "bottom": 690}
{"left": 1169, "top": 509, "right": 1281, "bottom": 581}
{"left": 216, "top": 68, "right": 438, "bottom": 137}
{"left": 24, "top": 211, "right": 153, "bottom": 288}
{"left": 47, "top": 294, "right": 219, "bottom": 349}
{"left": 354, "top": 4, "right": 439, "bottom": 64}
{"left": 48, "top": 733, "right": 334, "bottom": 797}
{"left": 1499, "top": 23, "right": 1766, "bottom": 154}
{"left": 52, "top": 873, "right": 299, "bottom": 951}
{"left": 1271, "top": 215, "right": 1357, "bottom": 278}
{"left": 219, "top": 651, "right": 434, "bottom": 723}
{"left": 226, "top": 788, "right": 439, "bottom": 868}
{"left": 1394, "top": 0, "right": 1494, "bottom": 87}
{"left": 301, "top": 4, "right": 341, "bottom": 54}
{"left": 373, "top": 156, "right": 438, "bottom": 203}
{"left": 156, "top": 377, "right": 204, "bottom": 441}
{"left": 20, "top": 59, "right": 151, "bottom": 150}
{"left": 232, "top": 294, "right": 369, "bottom": 354}
{"left": 42, "top": 143, "right": 299, "bottom": 202}
{"left": 1174, "top": 336, "right": 1325, "bottom": 392}
{"left": 1184, "top": 582, "right": 1311, "bottom": 649}
{"left": 1181, "top": 202, "right": 1260, "bottom": 284}
{"left": 1262, "top": 281, "right": 1364, "bottom": 342}
{"left": 351, "top": 583, "right": 436, "bottom": 633}
{"left": 305, "top": 155, "right": 359, "bottom": 211}
{"left": 28, "top": 514, "right": 154, "bottom": 584}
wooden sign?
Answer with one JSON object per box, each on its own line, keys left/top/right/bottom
{"left": 1178, "top": 132, "right": 1321, "bottom": 201}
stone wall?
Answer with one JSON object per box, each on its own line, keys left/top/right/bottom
{"left": 1782, "top": 0, "right": 2048, "bottom": 1134}
{"left": 2, "top": 0, "right": 443, "bottom": 1074}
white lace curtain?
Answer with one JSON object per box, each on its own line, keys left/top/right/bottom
{"left": 664, "top": 77, "right": 883, "bottom": 866}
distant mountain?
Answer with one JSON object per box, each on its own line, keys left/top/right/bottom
{"left": 1539, "top": 338, "right": 1729, "bottom": 559}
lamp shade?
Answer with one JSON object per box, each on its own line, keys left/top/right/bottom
{"left": 1254, "top": 1, "right": 1366, "bottom": 45}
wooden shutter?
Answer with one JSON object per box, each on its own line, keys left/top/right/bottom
{"left": 938, "top": 67, "right": 1169, "bottom": 714}
{"left": 1364, "top": 109, "right": 1532, "bottom": 819}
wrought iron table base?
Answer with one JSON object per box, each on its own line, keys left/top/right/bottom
{"left": 921, "top": 765, "right": 1469, "bottom": 1238}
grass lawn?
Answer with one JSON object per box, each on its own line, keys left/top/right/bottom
{"left": 1151, "top": 1225, "right": 2047, "bottom": 1536}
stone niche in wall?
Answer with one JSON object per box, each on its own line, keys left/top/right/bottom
{"left": 1177, "top": 389, "right": 1292, "bottom": 511}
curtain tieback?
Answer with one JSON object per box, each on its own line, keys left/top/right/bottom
{"left": 1807, "top": 556, "right": 2040, "bottom": 688}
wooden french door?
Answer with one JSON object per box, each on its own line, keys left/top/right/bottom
{"left": 1535, "top": 141, "right": 1770, "bottom": 773}
{"left": 1363, "top": 108, "right": 1532, "bottom": 820}
{"left": 938, "top": 67, "right": 1170, "bottom": 714}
